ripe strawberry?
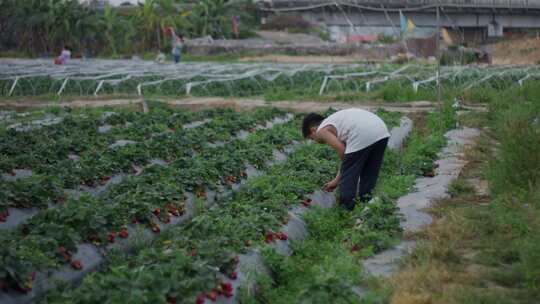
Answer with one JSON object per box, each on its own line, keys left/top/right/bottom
{"left": 351, "top": 245, "right": 361, "bottom": 252}
{"left": 224, "top": 289, "right": 233, "bottom": 298}
{"left": 119, "top": 229, "right": 129, "bottom": 239}
{"left": 56, "top": 196, "right": 67, "bottom": 204}
{"left": 265, "top": 232, "right": 275, "bottom": 243}
{"left": 221, "top": 282, "right": 233, "bottom": 293}
{"left": 153, "top": 208, "right": 161, "bottom": 216}
{"left": 70, "top": 260, "right": 83, "bottom": 270}
{"left": 301, "top": 199, "right": 312, "bottom": 207}
{"left": 190, "top": 249, "right": 197, "bottom": 257}
{"left": 151, "top": 224, "right": 161, "bottom": 234}
{"left": 229, "top": 271, "right": 238, "bottom": 280}
{"left": 131, "top": 218, "right": 139, "bottom": 224}
{"left": 0, "top": 214, "right": 6, "bottom": 222}
{"left": 276, "top": 232, "right": 288, "bottom": 241}
{"left": 166, "top": 295, "right": 177, "bottom": 304}
{"left": 195, "top": 294, "right": 206, "bottom": 304}
{"left": 108, "top": 232, "right": 116, "bottom": 243}
{"left": 206, "top": 291, "right": 217, "bottom": 301}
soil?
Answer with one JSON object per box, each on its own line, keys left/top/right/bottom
{"left": 0, "top": 97, "right": 487, "bottom": 114}
{"left": 240, "top": 54, "right": 383, "bottom": 63}
{"left": 490, "top": 37, "right": 540, "bottom": 65}
{"left": 0, "top": 98, "right": 144, "bottom": 110}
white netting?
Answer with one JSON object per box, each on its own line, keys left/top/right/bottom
{"left": 0, "top": 59, "right": 539, "bottom": 97}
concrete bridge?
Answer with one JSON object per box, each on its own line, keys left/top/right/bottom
{"left": 258, "top": 0, "right": 540, "bottom": 43}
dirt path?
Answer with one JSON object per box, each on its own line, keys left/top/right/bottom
{"left": 0, "top": 98, "right": 144, "bottom": 110}
{"left": 0, "top": 97, "right": 487, "bottom": 113}
{"left": 240, "top": 55, "right": 384, "bottom": 64}
{"left": 167, "top": 97, "right": 487, "bottom": 113}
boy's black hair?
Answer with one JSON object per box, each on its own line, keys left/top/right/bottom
{"left": 302, "top": 113, "right": 324, "bottom": 138}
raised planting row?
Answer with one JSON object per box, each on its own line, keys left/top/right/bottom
{"left": 0, "top": 106, "right": 287, "bottom": 219}
{"left": 246, "top": 106, "right": 459, "bottom": 303}
{"left": 0, "top": 110, "right": 301, "bottom": 301}
{"left": 35, "top": 111, "right": 406, "bottom": 304}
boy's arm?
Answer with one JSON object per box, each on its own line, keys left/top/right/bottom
{"left": 316, "top": 129, "right": 345, "bottom": 160}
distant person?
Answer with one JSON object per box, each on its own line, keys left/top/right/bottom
{"left": 302, "top": 108, "right": 390, "bottom": 211}
{"left": 165, "top": 27, "right": 184, "bottom": 64}
{"left": 54, "top": 46, "right": 71, "bottom": 65}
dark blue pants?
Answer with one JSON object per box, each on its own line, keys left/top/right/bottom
{"left": 339, "top": 137, "right": 388, "bottom": 211}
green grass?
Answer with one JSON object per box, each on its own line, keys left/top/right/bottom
{"left": 382, "top": 85, "right": 540, "bottom": 303}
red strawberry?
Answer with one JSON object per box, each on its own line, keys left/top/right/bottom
{"left": 56, "top": 196, "right": 66, "bottom": 204}
{"left": 229, "top": 271, "right": 238, "bottom": 280}
{"left": 276, "top": 232, "right": 288, "bottom": 241}
{"left": 206, "top": 291, "right": 217, "bottom": 301}
{"left": 166, "top": 295, "right": 177, "bottom": 304}
{"left": 168, "top": 205, "right": 180, "bottom": 217}
{"left": 108, "top": 232, "right": 116, "bottom": 243}
{"left": 119, "top": 229, "right": 129, "bottom": 239}
{"left": 0, "top": 214, "right": 6, "bottom": 222}
{"left": 190, "top": 249, "right": 197, "bottom": 257}
{"left": 265, "top": 232, "right": 275, "bottom": 243}
{"left": 131, "top": 218, "right": 139, "bottom": 224}
{"left": 221, "top": 282, "right": 233, "bottom": 293}
{"left": 151, "top": 224, "right": 161, "bottom": 234}
{"left": 196, "top": 294, "right": 206, "bottom": 304}
{"left": 153, "top": 208, "right": 161, "bottom": 216}
{"left": 70, "top": 260, "right": 83, "bottom": 270}
{"left": 351, "top": 245, "right": 361, "bottom": 252}
{"left": 301, "top": 199, "right": 312, "bottom": 207}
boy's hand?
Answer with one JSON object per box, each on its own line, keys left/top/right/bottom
{"left": 323, "top": 179, "right": 339, "bottom": 192}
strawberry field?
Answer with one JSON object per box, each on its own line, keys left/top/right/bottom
{"left": 0, "top": 98, "right": 461, "bottom": 304}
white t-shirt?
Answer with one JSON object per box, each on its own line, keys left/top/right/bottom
{"left": 317, "top": 108, "right": 390, "bottom": 154}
